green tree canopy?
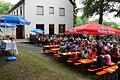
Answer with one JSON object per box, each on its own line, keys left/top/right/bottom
{"left": 81, "top": 0, "right": 120, "bottom": 24}
{"left": 91, "top": 19, "right": 120, "bottom": 29}
{"left": 75, "top": 16, "right": 88, "bottom": 26}
{"left": 75, "top": 16, "right": 120, "bottom": 29}
{"left": 0, "top": 1, "right": 11, "bottom": 15}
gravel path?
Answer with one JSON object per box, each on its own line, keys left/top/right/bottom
{"left": 17, "top": 42, "right": 43, "bottom": 54}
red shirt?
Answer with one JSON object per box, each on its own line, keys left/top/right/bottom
{"left": 49, "top": 42, "right": 55, "bottom": 45}
{"left": 89, "top": 51, "right": 96, "bottom": 58}
{"left": 71, "top": 53, "right": 79, "bottom": 62}
{"left": 57, "top": 40, "right": 61, "bottom": 45}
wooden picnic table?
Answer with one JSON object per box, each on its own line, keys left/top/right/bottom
{"left": 43, "top": 45, "right": 60, "bottom": 52}
{"left": 103, "top": 65, "right": 118, "bottom": 73}
{"left": 43, "top": 45, "right": 60, "bottom": 48}
{"left": 78, "top": 58, "right": 97, "bottom": 64}
{"left": 46, "top": 48, "right": 60, "bottom": 53}
{"left": 60, "top": 52, "right": 72, "bottom": 56}
{"left": 60, "top": 51, "right": 80, "bottom": 56}
{"left": 51, "top": 48, "right": 60, "bottom": 51}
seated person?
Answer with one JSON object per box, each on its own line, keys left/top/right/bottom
{"left": 5, "top": 35, "right": 10, "bottom": 40}
{"left": 89, "top": 48, "right": 97, "bottom": 58}
{"left": 71, "top": 43, "right": 76, "bottom": 51}
{"left": 87, "top": 46, "right": 92, "bottom": 54}
{"left": 56, "top": 40, "right": 61, "bottom": 45}
{"left": 49, "top": 40, "right": 55, "bottom": 45}
{"left": 96, "top": 52, "right": 105, "bottom": 67}
{"left": 111, "top": 44, "right": 120, "bottom": 55}
{"left": 74, "top": 44, "right": 81, "bottom": 51}
{"left": 65, "top": 43, "right": 72, "bottom": 52}
{"left": 70, "top": 53, "right": 79, "bottom": 62}
{"left": 9, "top": 37, "right": 14, "bottom": 41}
{"left": 59, "top": 44, "right": 66, "bottom": 53}
{"left": 81, "top": 50, "right": 89, "bottom": 58}
{"left": 104, "top": 51, "right": 112, "bottom": 66}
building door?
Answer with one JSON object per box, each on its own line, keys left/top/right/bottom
{"left": 59, "top": 24, "right": 65, "bottom": 33}
{"left": 36, "top": 24, "right": 44, "bottom": 32}
{"left": 49, "top": 24, "right": 54, "bottom": 35}
{"left": 16, "top": 25, "right": 24, "bottom": 39}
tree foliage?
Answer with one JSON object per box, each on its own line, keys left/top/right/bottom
{"left": 92, "top": 19, "right": 120, "bottom": 29}
{"left": 75, "top": 16, "right": 120, "bottom": 29}
{"left": 81, "top": 0, "right": 120, "bottom": 24}
{"left": 75, "top": 16, "right": 88, "bottom": 26}
{"left": 0, "top": 1, "right": 11, "bottom": 15}
{"left": 108, "top": 0, "right": 120, "bottom": 17}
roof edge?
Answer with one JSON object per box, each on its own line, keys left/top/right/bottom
{"left": 8, "top": 0, "right": 25, "bottom": 13}
{"left": 69, "top": 0, "right": 74, "bottom": 6}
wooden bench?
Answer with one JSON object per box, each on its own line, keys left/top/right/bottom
{"left": 53, "top": 54, "right": 62, "bottom": 61}
{"left": 74, "top": 62, "right": 81, "bottom": 66}
{"left": 110, "top": 62, "right": 116, "bottom": 66}
{"left": 67, "top": 60, "right": 73, "bottom": 63}
{"left": 53, "top": 54, "right": 61, "bottom": 58}
{"left": 96, "top": 71, "right": 107, "bottom": 76}
{"left": 47, "top": 50, "right": 55, "bottom": 53}
{"left": 88, "top": 66, "right": 108, "bottom": 72}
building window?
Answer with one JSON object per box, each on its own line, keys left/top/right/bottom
{"left": 14, "top": 11, "right": 15, "bottom": 15}
{"left": 49, "top": 24, "right": 54, "bottom": 35}
{"left": 36, "top": 24, "right": 44, "bottom": 31}
{"left": 36, "top": 6, "right": 44, "bottom": 15}
{"left": 49, "top": 7, "right": 54, "bottom": 14}
{"left": 16, "top": 9, "right": 18, "bottom": 15}
{"left": 20, "top": 7, "right": 22, "bottom": 15}
{"left": 59, "top": 8, "right": 65, "bottom": 16}
{"left": 59, "top": 24, "right": 65, "bottom": 33}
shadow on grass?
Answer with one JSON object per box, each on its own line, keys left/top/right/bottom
{"left": 44, "top": 54, "right": 92, "bottom": 79}
{"left": 19, "top": 42, "right": 42, "bottom": 47}
{"left": 0, "top": 55, "right": 9, "bottom": 67}
{"left": 0, "top": 50, "right": 16, "bottom": 67}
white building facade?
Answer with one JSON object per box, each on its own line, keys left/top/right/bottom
{"left": 9, "top": 0, "right": 73, "bottom": 39}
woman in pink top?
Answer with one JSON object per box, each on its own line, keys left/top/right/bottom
{"left": 104, "top": 51, "right": 112, "bottom": 65}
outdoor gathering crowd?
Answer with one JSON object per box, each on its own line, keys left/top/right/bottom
{"left": 33, "top": 34, "right": 120, "bottom": 79}
{"left": 37, "top": 34, "right": 119, "bottom": 64}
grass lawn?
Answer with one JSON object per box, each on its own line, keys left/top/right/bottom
{"left": 0, "top": 49, "right": 90, "bottom": 80}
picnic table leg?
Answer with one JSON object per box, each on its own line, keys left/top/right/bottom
{"left": 98, "top": 75, "right": 104, "bottom": 80}
{"left": 2, "top": 49, "right": 4, "bottom": 55}
{"left": 107, "top": 74, "right": 110, "bottom": 80}
{"left": 114, "top": 72, "right": 118, "bottom": 80}
{"left": 98, "top": 74, "right": 107, "bottom": 80}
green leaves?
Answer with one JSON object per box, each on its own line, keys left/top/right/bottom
{"left": 92, "top": 19, "right": 120, "bottom": 29}
{"left": 0, "top": 1, "right": 11, "bottom": 15}
{"left": 81, "top": 0, "right": 120, "bottom": 24}
{"left": 75, "top": 16, "right": 88, "bottom": 26}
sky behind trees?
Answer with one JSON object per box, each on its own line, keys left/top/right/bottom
{"left": 0, "top": 0, "right": 20, "bottom": 4}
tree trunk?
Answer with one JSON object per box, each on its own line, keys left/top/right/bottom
{"left": 99, "top": 12, "right": 103, "bottom": 24}
{"left": 99, "top": 0, "right": 104, "bottom": 24}
{"left": 69, "top": 0, "right": 77, "bottom": 27}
